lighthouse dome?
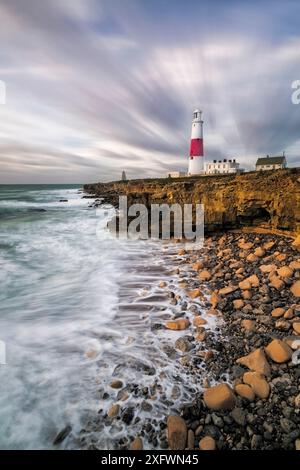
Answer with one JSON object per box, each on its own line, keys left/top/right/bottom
{"left": 193, "top": 109, "right": 202, "bottom": 120}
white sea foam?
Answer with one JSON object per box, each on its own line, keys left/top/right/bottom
{"left": 0, "top": 186, "right": 221, "bottom": 450}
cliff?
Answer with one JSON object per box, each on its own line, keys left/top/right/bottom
{"left": 84, "top": 168, "right": 300, "bottom": 236}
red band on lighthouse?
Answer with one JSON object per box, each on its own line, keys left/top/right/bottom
{"left": 190, "top": 138, "right": 203, "bottom": 157}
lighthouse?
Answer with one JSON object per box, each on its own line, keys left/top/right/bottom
{"left": 188, "top": 109, "right": 204, "bottom": 175}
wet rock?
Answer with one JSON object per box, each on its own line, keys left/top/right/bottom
{"left": 199, "top": 270, "right": 211, "bottom": 281}
{"left": 121, "top": 407, "right": 135, "bottom": 425}
{"left": 53, "top": 425, "right": 72, "bottom": 445}
{"left": 187, "top": 289, "right": 202, "bottom": 299}
{"left": 199, "top": 436, "right": 216, "bottom": 450}
{"left": 167, "top": 415, "right": 187, "bottom": 450}
{"left": 131, "top": 437, "right": 143, "bottom": 450}
{"left": 175, "top": 336, "right": 194, "bottom": 353}
{"left": 141, "top": 401, "right": 153, "bottom": 412}
{"left": 107, "top": 404, "right": 120, "bottom": 419}
{"left": 210, "top": 291, "right": 220, "bottom": 308}
{"left": 165, "top": 318, "right": 190, "bottom": 330}
{"left": 110, "top": 379, "right": 123, "bottom": 389}
{"left": 203, "top": 384, "right": 236, "bottom": 410}
{"left": 192, "top": 261, "right": 204, "bottom": 271}
{"left": 159, "top": 281, "right": 167, "bottom": 288}
{"left": 193, "top": 316, "right": 207, "bottom": 327}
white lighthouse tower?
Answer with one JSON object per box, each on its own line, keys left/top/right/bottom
{"left": 188, "top": 109, "right": 204, "bottom": 175}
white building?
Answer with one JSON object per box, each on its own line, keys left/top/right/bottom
{"left": 167, "top": 171, "right": 186, "bottom": 178}
{"left": 255, "top": 155, "right": 287, "bottom": 171}
{"left": 205, "top": 159, "right": 243, "bottom": 175}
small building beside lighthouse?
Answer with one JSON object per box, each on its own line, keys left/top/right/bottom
{"left": 188, "top": 109, "right": 204, "bottom": 175}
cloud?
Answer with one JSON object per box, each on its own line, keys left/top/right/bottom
{"left": 0, "top": 0, "right": 299, "bottom": 183}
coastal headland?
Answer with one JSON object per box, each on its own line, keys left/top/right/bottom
{"left": 80, "top": 169, "right": 300, "bottom": 450}
{"left": 84, "top": 168, "right": 300, "bottom": 236}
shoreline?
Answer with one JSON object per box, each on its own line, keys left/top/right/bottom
{"left": 163, "top": 231, "right": 300, "bottom": 450}
{"left": 104, "top": 230, "right": 300, "bottom": 450}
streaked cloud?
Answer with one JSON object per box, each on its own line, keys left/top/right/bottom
{"left": 0, "top": 0, "right": 299, "bottom": 183}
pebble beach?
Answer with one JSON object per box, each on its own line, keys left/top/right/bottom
{"left": 87, "top": 231, "right": 300, "bottom": 451}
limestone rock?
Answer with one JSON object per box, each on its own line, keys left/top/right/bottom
{"left": 199, "top": 436, "right": 216, "bottom": 450}
{"left": 236, "top": 348, "right": 271, "bottom": 375}
{"left": 167, "top": 416, "right": 187, "bottom": 450}
{"left": 260, "top": 264, "right": 277, "bottom": 274}
{"left": 292, "top": 235, "right": 300, "bottom": 252}
{"left": 277, "top": 266, "right": 293, "bottom": 278}
{"left": 263, "top": 241, "right": 275, "bottom": 250}
{"left": 131, "top": 437, "right": 143, "bottom": 450}
{"left": 193, "top": 316, "right": 207, "bottom": 327}
{"left": 265, "top": 339, "right": 293, "bottom": 363}
{"left": 159, "top": 281, "right": 167, "bottom": 288}
{"left": 254, "top": 247, "right": 265, "bottom": 257}
{"left": 165, "top": 318, "right": 190, "bottom": 330}
{"left": 107, "top": 404, "right": 120, "bottom": 418}
{"left": 241, "top": 319, "right": 255, "bottom": 331}
{"left": 243, "top": 372, "right": 270, "bottom": 399}
{"left": 218, "top": 285, "right": 238, "bottom": 295}
{"left": 247, "top": 274, "right": 260, "bottom": 287}
{"left": 187, "top": 289, "right": 202, "bottom": 299}
{"left": 270, "top": 275, "right": 284, "bottom": 290}
{"left": 192, "top": 261, "right": 203, "bottom": 271}
{"left": 203, "top": 383, "right": 236, "bottom": 410}
{"left": 293, "top": 322, "right": 300, "bottom": 334}
{"left": 110, "top": 379, "right": 123, "bottom": 389}
{"left": 242, "top": 290, "right": 252, "bottom": 300}
{"left": 234, "top": 383, "right": 255, "bottom": 401}
{"left": 239, "top": 279, "right": 252, "bottom": 290}
{"left": 187, "top": 429, "right": 195, "bottom": 450}
{"left": 198, "top": 270, "right": 211, "bottom": 281}
{"left": 247, "top": 253, "right": 258, "bottom": 263}
{"left": 271, "top": 307, "right": 285, "bottom": 318}
{"left": 284, "top": 308, "right": 294, "bottom": 319}
{"left": 290, "top": 260, "right": 300, "bottom": 270}
{"left": 238, "top": 241, "right": 254, "bottom": 250}
{"left": 291, "top": 281, "right": 300, "bottom": 297}
{"left": 210, "top": 291, "right": 220, "bottom": 308}
{"left": 233, "top": 299, "right": 244, "bottom": 310}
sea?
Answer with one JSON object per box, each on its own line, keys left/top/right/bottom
{"left": 0, "top": 185, "right": 217, "bottom": 449}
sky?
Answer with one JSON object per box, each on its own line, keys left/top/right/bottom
{"left": 0, "top": 0, "right": 299, "bottom": 183}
